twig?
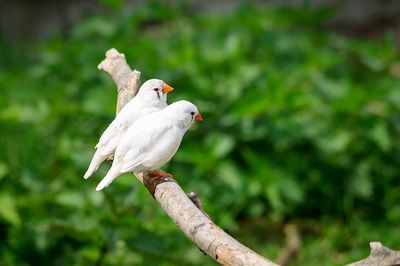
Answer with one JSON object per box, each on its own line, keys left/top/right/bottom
{"left": 98, "top": 48, "right": 278, "bottom": 266}
{"left": 277, "top": 224, "right": 301, "bottom": 266}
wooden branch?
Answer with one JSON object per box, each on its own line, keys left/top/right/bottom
{"left": 98, "top": 48, "right": 141, "bottom": 114}
{"left": 98, "top": 48, "right": 278, "bottom": 266}
{"left": 347, "top": 242, "right": 400, "bottom": 266}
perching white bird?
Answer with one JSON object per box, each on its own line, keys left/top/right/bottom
{"left": 95, "top": 100, "right": 202, "bottom": 191}
{"left": 84, "top": 79, "right": 174, "bottom": 179}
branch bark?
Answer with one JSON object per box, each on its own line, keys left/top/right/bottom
{"left": 98, "top": 48, "right": 278, "bottom": 266}
{"left": 347, "top": 242, "right": 400, "bottom": 266}
{"left": 98, "top": 48, "right": 141, "bottom": 114}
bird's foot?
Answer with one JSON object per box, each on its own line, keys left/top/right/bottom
{"left": 143, "top": 169, "right": 175, "bottom": 198}
{"left": 147, "top": 169, "right": 172, "bottom": 178}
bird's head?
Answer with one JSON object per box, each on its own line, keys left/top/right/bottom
{"left": 166, "top": 100, "right": 202, "bottom": 130}
{"left": 136, "top": 79, "right": 174, "bottom": 106}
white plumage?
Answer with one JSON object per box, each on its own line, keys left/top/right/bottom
{"left": 84, "top": 79, "right": 173, "bottom": 179}
{"left": 95, "top": 100, "right": 202, "bottom": 191}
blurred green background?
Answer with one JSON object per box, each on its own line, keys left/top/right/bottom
{"left": 1, "top": 1, "right": 400, "bottom": 265}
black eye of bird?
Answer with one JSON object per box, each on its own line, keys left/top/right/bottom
{"left": 190, "top": 112, "right": 195, "bottom": 115}
{"left": 154, "top": 88, "right": 159, "bottom": 92}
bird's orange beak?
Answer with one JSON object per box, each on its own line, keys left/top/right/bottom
{"left": 162, "top": 83, "right": 174, "bottom": 94}
{"left": 195, "top": 112, "right": 203, "bottom": 122}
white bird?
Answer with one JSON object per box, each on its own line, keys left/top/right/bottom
{"left": 95, "top": 100, "right": 202, "bottom": 191}
{"left": 84, "top": 79, "right": 174, "bottom": 179}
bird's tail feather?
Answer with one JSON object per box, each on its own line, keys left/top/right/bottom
{"left": 96, "top": 166, "right": 120, "bottom": 191}
{"left": 84, "top": 152, "right": 108, "bottom": 179}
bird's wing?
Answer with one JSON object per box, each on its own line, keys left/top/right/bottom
{"left": 95, "top": 100, "right": 140, "bottom": 156}
{"left": 117, "top": 117, "right": 170, "bottom": 173}
{"left": 95, "top": 119, "right": 127, "bottom": 156}
{"left": 119, "top": 150, "right": 147, "bottom": 173}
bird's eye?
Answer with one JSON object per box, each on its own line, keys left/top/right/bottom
{"left": 154, "top": 88, "right": 159, "bottom": 91}
{"left": 190, "top": 112, "right": 195, "bottom": 115}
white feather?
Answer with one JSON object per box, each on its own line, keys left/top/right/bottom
{"left": 95, "top": 100, "right": 200, "bottom": 191}
{"left": 84, "top": 79, "right": 169, "bottom": 179}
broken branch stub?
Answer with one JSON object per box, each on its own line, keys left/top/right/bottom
{"left": 347, "top": 242, "right": 400, "bottom": 266}
{"left": 98, "top": 48, "right": 141, "bottom": 114}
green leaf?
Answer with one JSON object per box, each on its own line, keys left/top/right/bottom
{"left": 0, "top": 162, "right": 9, "bottom": 180}
{"left": 126, "top": 232, "right": 166, "bottom": 256}
{"left": 369, "top": 122, "right": 392, "bottom": 152}
{"left": 317, "top": 131, "right": 351, "bottom": 154}
{"left": 278, "top": 177, "right": 304, "bottom": 203}
{"left": 216, "top": 160, "right": 243, "bottom": 190}
{"left": 56, "top": 191, "right": 85, "bottom": 208}
{"left": 207, "top": 133, "right": 235, "bottom": 158}
{"left": 348, "top": 162, "right": 373, "bottom": 199}
{"left": 0, "top": 193, "right": 21, "bottom": 226}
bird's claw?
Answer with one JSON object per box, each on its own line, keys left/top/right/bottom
{"left": 143, "top": 169, "right": 175, "bottom": 197}
{"left": 147, "top": 169, "right": 172, "bottom": 178}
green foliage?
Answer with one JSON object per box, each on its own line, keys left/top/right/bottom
{"left": 1, "top": 2, "right": 399, "bottom": 265}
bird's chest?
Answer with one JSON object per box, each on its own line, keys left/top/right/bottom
{"left": 148, "top": 126, "right": 183, "bottom": 167}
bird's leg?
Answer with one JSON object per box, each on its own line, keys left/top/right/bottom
{"left": 143, "top": 169, "right": 175, "bottom": 198}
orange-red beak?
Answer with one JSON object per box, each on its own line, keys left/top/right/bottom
{"left": 195, "top": 112, "right": 203, "bottom": 122}
{"left": 162, "top": 83, "right": 174, "bottom": 94}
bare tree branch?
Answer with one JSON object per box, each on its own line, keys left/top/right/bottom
{"left": 98, "top": 48, "right": 278, "bottom": 266}
{"left": 98, "top": 48, "right": 141, "bottom": 114}
{"left": 347, "top": 242, "right": 400, "bottom": 266}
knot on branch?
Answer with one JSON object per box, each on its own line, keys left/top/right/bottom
{"left": 188, "top": 191, "right": 210, "bottom": 219}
